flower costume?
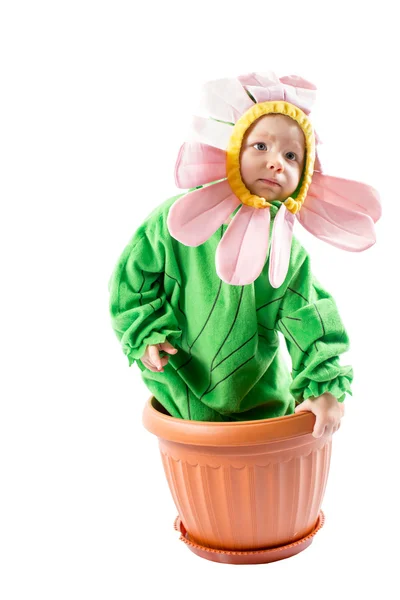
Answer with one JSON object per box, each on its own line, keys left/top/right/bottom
{"left": 109, "top": 72, "right": 381, "bottom": 421}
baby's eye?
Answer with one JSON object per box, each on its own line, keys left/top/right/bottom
{"left": 286, "top": 152, "right": 297, "bottom": 161}
{"left": 253, "top": 142, "right": 268, "bottom": 151}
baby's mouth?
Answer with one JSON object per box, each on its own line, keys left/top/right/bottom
{"left": 259, "top": 178, "right": 281, "bottom": 187}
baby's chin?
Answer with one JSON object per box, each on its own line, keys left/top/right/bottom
{"left": 247, "top": 184, "right": 289, "bottom": 202}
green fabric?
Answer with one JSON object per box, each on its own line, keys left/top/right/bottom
{"left": 109, "top": 194, "right": 353, "bottom": 421}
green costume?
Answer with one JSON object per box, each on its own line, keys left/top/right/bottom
{"left": 108, "top": 73, "right": 381, "bottom": 421}
{"left": 109, "top": 194, "right": 352, "bottom": 422}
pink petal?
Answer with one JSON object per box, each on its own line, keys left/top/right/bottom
{"left": 243, "top": 83, "right": 315, "bottom": 115}
{"left": 308, "top": 173, "right": 382, "bottom": 223}
{"left": 198, "top": 78, "right": 254, "bottom": 123}
{"left": 314, "top": 149, "right": 323, "bottom": 173}
{"left": 279, "top": 75, "right": 317, "bottom": 91}
{"left": 216, "top": 205, "right": 271, "bottom": 285}
{"left": 245, "top": 84, "right": 285, "bottom": 104}
{"left": 268, "top": 205, "right": 296, "bottom": 288}
{"left": 281, "top": 86, "right": 315, "bottom": 114}
{"left": 297, "top": 198, "right": 376, "bottom": 251}
{"left": 167, "top": 181, "right": 241, "bottom": 246}
{"left": 239, "top": 72, "right": 316, "bottom": 114}
{"left": 189, "top": 116, "right": 233, "bottom": 150}
{"left": 174, "top": 142, "right": 227, "bottom": 189}
{"left": 238, "top": 71, "right": 280, "bottom": 88}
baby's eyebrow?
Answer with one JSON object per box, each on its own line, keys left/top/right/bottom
{"left": 289, "top": 140, "right": 304, "bottom": 152}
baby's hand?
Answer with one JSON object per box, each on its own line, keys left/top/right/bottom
{"left": 140, "top": 340, "right": 178, "bottom": 373}
{"left": 294, "top": 393, "right": 344, "bottom": 438}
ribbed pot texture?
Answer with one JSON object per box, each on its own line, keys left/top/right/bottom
{"left": 143, "top": 397, "right": 332, "bottom": 551}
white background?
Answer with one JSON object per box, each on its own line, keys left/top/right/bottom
{"left": 1, "top": 1, "right": 398, "bottom": 598}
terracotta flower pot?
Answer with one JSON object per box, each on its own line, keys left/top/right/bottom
{"left": 143, "top": 396, "right": 333, "bottom": 564}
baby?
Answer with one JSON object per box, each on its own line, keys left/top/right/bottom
{"left": 109, "top": 72, "right": 380, "bottom": 438}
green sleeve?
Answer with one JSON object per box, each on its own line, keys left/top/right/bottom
{"left": 108, "top": 225, "right": 182, "bottom": 366}
{"left": 275, "top": 245, "right": 353, "bottom": 403}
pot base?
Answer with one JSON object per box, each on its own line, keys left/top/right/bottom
{"left": 174, "top": 511, "right": 325, "bottom": 565}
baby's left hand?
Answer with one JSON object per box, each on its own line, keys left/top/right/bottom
{"left": 294, "top": 393, "right": 344, "bottom": 438}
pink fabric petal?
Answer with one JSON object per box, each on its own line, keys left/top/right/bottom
{"left": 189, "top": 116, "right": 233, "bottom": 150}
{"left": 242, "top": 83, "right": 315, "bottom": 114}
{"left": 245, "top": 84, "right": 286, "bottom": 104}
{"left": 307, "top": 173, "right": 382, "bottom": 223}
{"left": 297, "top": 198, "right": 376, "bottom": 251}
{"left": 239, "top": 72, "right": 316, "bottom": 114}
{"left": 198, "top": 78, "right": 254, "bottom": 123}
{"left": 279, "top": 75, "right": 317, "bottom": 91}
{"left": 174, "top": 142, "right": 227, "bottom": 189}
{"left": 167, "top": 181, "right": 241, "bottom": 246}
{"left": 244, "top": 83, "right": 315, "bottom": 115}
{"left": 314, "top": 130, "right": 323, "bottom": 145}
{"left": 314, "top": 149, "right": 323, "bottom": 173}
{"left": 282, "top": 87, "right": 315, "bottom": 114}
{"left": 238, "top": 71, "right": 280, "bottom": 88}
{"left": 216, "top": 205, "right": 271, "bottom": 285}
{"left": 279, "top": 75, "right": 317, "bottom": 114}
{"left": 268, "top": 205, "right": 296, "bottom": 289}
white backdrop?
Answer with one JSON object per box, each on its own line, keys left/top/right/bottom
{"left": 1, "top": 1, "right": 398, "bottom": 598}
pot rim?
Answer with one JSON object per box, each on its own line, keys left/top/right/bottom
{"left": 142, "top": 396, "right": 317, "bottom": 446}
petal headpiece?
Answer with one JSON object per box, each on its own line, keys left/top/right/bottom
{"left": 167, "top": 71, "right": 381, "bottom": 287}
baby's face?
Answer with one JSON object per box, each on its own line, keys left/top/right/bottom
{"left": 240, "top": 114, "right": 305, "bottom": 201}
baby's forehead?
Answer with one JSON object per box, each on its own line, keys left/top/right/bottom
{"left": 245, "top": 114, "right": 305, "bottom": 147}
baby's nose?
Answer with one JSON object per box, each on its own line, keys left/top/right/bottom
{"left": 267, "top": 158, "right": 283, "bottom": 172}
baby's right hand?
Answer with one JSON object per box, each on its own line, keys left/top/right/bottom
{"left": 140, "top": 340, "right": 178, "bottom": 373}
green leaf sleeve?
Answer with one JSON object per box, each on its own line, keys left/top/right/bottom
{"left": 275, "top": 252, "right": 353, "bottom": 403}
{"left": 108, "top": 228, "right": 182, "bottom": 365}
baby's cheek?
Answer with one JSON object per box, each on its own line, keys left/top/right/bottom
{"left": 289, "top": 165, "right": 303, "bottom": 187}
{"left": 239, "top": 156, "right": 252, "bottom": 184}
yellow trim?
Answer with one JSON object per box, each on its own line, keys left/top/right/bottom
{"left": 226, "top": 101, "right": 315, "bottom": 214}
